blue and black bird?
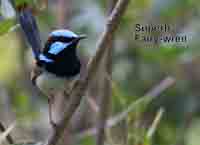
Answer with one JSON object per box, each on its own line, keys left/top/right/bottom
{"left": 33, "top": 29, "right": 86, "bottom": 96}
{"left": 18, "top": 7, "right": 86, "bottom": 126}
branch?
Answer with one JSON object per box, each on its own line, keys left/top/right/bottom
{"left": 0, "top": 121, "right": 15, "bottom": 144}
{"left": 96, "top": 1, "right": 117, "bottom": 145}
{"left": 45, "top": 0, "right": 130, "bottom": 145}
{"left": 56, "top": 0, "right": 72, "bottom": 28}
{"left": 96, "top": 56, "right": 112, "bottom": 145}
{"left": 146, "top": 108, "right": 165, "bottom": 139}
{"left": 76, "top": 77, "right": 175, "bottom": 139}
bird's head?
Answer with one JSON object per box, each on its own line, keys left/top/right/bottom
{"left": 47, "top": 29, "right": 86, "bottom": 45}
{"left": 40, "top": 29, "right": 86, "bottom": 57}
{"left": 35, "top": 29, "right": 85, "bottom": 77}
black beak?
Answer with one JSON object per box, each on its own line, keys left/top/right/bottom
{"left": 72, "top": 35, "right": 87, "bottom": 43}
{"left": 76, "top": 35, "right": 87, "bottom": 41}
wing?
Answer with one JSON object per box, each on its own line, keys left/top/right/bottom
{"left": 43, "top": 41, "right": 72, "bottom": 57}
{"left": 38, "top": 42, "right": 70, "bottom": 64}
{"left": 19, "top": 8, "right": 41, "bottom": 60}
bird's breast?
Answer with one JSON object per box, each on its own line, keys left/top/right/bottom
{"left": 36, "top": 71, "right": 73, "bottom": 96}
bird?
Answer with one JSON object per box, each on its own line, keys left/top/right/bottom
{"left": 18, "top": 7, "right": 86, "bottom": 127}
{"left": 30, "top": 29, "right": 86, "bottom": 127}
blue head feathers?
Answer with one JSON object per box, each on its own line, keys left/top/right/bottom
{"left": 38, "top": 29, "right": 78, "bottom": 63}
{"left": 49, "top": 29, "right": 78, "bottom": 38}
{"left": 46, "top": 29, "right": 78, "bottom": 56}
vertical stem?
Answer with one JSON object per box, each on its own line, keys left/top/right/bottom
{"left": 96, "top": 1, "right": 117, "bottom": 145}
{"left": 56, "top": 0, "right": 72, "bottom": 28}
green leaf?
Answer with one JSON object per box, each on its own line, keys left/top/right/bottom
{"left": 0, "top": 19, "right": 17, "bottom": 36}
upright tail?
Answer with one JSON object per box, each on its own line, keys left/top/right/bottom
{"left": 17, "top": 4, "right": 41, "bottom": 60}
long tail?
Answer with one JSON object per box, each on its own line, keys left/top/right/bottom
{"left": 18, "top": 5, "right": 41, "bottom": 60}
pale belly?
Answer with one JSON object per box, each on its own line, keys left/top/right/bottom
{"left": 36, "top": 71, "right": 73, "bottom": 96}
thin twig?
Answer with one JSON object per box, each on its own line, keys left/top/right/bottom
{"left": 76, "top": 77, "right": 175, "bottom": 139}
{"left": 0, "top": 122, "right": 16, "bottom": 145}
{"left": 146, "top": 108, "right": 165, "bottom": 139}
{"left": 96, "top": 0, "right": 117, "bottom": 144}
{"left": 56, "top": 0, "right": 71, "bottom": 28}
{"left": 96, "top": 73, "right": 112, "bottom": 145}
{"left": 87, "top": 96, "right": 99, "bottom": 113}
{"left": 45, "top": 0, "right": 130, "bottom": 145}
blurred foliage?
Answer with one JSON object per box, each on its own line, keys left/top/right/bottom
{"left": 0, "top": 33, "right": 20, "bottom": 82}
{"left": 14, "top": 0, "right": 34, "bottom": 7}
{"left": 0, "top": 19, "right": 17, "bottom": 35}
{"left": 140, "top": 45, "right": 187, "bottom": 63}
{"left": 79, "top": 137, "right": 96, "bottom": 145}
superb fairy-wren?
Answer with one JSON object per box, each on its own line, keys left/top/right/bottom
{"left": 32, "top": 29, "right": 86, "bottom": 93}
{"left": 31, "top": 29, "right": 86, "bottom": 126}
{"left": 18, "top": 7, "right": 86, "bottom": 127}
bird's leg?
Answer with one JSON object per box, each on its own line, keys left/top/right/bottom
{"left": 48, "top": 93, "right": 57, "bottom": 129}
